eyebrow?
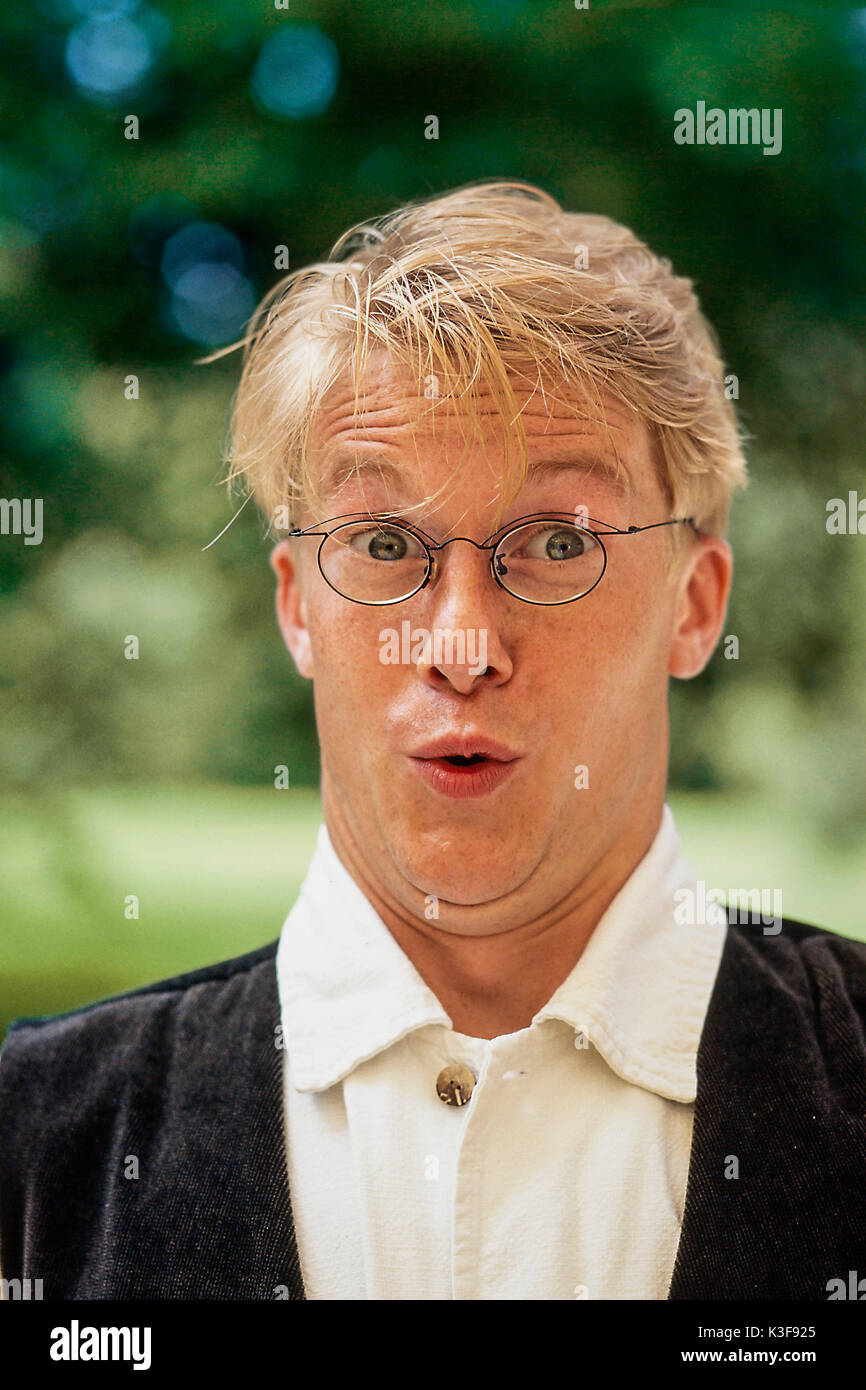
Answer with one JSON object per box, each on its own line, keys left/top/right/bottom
{"left": 318, "top": 450, "right": 633, "bottom": 497}
{"left": 525, "top": 457, "right": 632, "bottom": 494}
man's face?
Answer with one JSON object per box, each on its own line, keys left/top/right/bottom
{"left": 273, "top": 357, "right": 730, "bottom": 934}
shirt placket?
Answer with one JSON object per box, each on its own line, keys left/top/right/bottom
{"left": 450, "top": 1032, "right": 534, "bottom": 1300}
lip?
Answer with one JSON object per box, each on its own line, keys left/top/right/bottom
{"left": 409, "top": 734, "right": 521, "bottom": 762}
{"left": 407, "top": 733, "right": 522, "bottom": 800}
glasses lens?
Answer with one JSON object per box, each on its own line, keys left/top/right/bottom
{"left": 319, "top": 520, "right": 429, "bottom": 603}
{"left": 493, "top": 520, "right": 604, "bottom": 603}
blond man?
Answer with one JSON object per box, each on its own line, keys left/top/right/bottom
{"left": 2, "top": 181, "right": 865, "bottom": 1301}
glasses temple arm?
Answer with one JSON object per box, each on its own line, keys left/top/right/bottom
{"left": 614, "top": 518, "right": 698, "bottom": 535}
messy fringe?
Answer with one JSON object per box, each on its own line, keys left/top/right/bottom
{"left": 198, "top": 179, "right": 748, "bottom": 544}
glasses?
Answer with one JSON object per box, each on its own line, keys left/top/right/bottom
{"left": 287, "top": 511, "right": 698, "bottom": 607}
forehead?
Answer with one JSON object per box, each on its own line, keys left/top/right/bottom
{"left": 308, "top": 357, "right": 659, "bottom": 506}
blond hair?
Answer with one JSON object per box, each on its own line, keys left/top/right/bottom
{"left": 201, "top": 179, "right": 747, "bottom": 539}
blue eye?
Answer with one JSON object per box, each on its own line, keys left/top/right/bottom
{"left": 509, "top": 524, "right": 596, "bottom": 562}
{"left": 348, "top": 525, "right": 423, "bottom": 562}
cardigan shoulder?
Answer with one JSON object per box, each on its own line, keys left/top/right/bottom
{"left": 720, "top": 912, "right": 866, "bottom": 1013}
{"left": 0, "top": 938, "right": 281, "bottom": 1144}
{"left": 709, "top": 913, "right": 866, "bottom": 1118}
{"left": 0, "top": 938, "right": 278, "bottom": 1087}
{"left": 0, "top": 939, "right": 293, "bottom": 1298}
{"left": 669, "top": 914, "right": 866, "bottom": 1299}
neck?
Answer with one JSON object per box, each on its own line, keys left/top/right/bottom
{"left": 321, "top": 780, "right": 665, "bottom": 1040}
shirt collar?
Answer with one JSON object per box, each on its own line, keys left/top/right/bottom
{"left": 277, "top": 807, "right": 725, "bottom": 1102}
{"left": 534, "top": 804, "right": 726, "bottom": 1102}
{"left": 277, "top": 824, "right": 451, "bottom": 1093}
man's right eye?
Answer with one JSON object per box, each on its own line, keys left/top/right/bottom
{"left": 350, "top": 527, "right": 417, "bottom": 562}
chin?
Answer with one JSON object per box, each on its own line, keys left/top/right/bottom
{"left": 388, "top": 835, "right": 535, "bottom": 907}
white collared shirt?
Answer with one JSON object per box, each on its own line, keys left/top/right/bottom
{"left": 276, "top": 805, "right": 726, "bottom": 1300}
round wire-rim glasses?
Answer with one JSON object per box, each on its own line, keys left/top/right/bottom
{"left": 287, "top": 511, "right": 699, "bottom": 607}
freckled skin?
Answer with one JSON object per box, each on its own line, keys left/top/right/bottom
{"left": 271, "top": 357, "right": 732, "bottom": 1038}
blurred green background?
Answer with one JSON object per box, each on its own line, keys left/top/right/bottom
{"left": 1, "top": 1, "right": 865, "bottom": 1039}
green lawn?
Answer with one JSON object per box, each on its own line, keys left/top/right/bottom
{"left": 1, "top": 784, "right": 863, "bottom": 1041}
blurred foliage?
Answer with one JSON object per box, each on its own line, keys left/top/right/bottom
{"left": 0, "top": 1, "right": 865, "bottom": 843}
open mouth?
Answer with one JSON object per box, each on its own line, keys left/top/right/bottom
{"left": 407, "top": 735, "right": 521, "bottom": 798}
{"left": 409, "top": 750, "right": 519, "bottom": 799}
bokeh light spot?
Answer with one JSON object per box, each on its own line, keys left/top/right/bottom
{"left": 65, "top": 14, "right": 154, "bottom": 99}
{"left": 251, "top": 26, "right": 339, "bottom": 119}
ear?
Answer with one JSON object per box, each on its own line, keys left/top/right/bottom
{"left": 668, "top": 535, "right": 733, "bottom": 680}
{"left": 270, "top": 540, "right": 314, "bottom": 679}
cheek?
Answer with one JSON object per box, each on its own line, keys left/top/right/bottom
{"left": 549, "top": 574, "right": 673, "bottom": 704}
{"left": 307, "top": 599, "right": 393, "bottom": 718}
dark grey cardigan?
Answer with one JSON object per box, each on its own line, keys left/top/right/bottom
{"left": 2, "top": 912, "right": 866, "bottom": 1300}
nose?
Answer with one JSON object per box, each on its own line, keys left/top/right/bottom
{"left": 414, "top": 538, "right": 513, "bottom": 695}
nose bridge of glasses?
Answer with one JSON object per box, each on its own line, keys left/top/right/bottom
{"left": 431, "top": 533, "right": 493, "bottom": 554}
{"left": 424, "top": 533, "right": 499, "bottom": 595}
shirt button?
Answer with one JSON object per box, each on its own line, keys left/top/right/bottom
{"left": 435, "top": 1063, "right": 476, "bottom": 1107}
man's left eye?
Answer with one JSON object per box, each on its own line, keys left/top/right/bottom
{"left": 519, "top": 526, "right": 590, "bottom": 561}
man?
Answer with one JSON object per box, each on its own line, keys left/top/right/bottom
{"left": 2, "top": 180, "right": 865, "bottom": 1301}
